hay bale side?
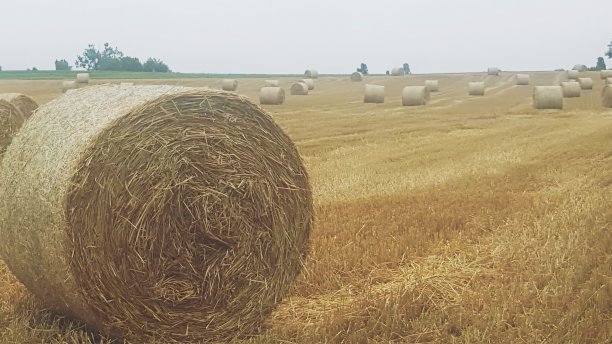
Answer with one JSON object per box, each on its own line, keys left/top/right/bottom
{"left": 0, "top": 85, "right": 312, "bottom": 343}
{"left": 572, "top": 64, "right": 587, "bottom": 72}
{"left": 561, "top": 82, "right": 581, "bottom": 98}
{"left": 600, "top": 70, "right": 612, "bottom": 79}
{"left": 577, "top": 77, "right": 593, "bottom": 90}
{"left": 259, "top": 87, "right": 285, "bottom": 105}
{"left": 300, "top": 79, "right": 315, "bottom": 90}
{"left": 606, "top": 77, "right": 612, "bottom": 85}
{"left": 468, "top": 82, "right": 485, "bottom": 96}
{"left": 533, "top": 86, "right": 563, "bottom": 109}
{"left": 364, "top": 84, "right": 384, "bottom": 103}
{"left": 290, "top": 82, "right": 309, "bottom": 95}
{"left": 351, "top": 72, "right": 363, "bottom": 82}
{"left": 487, "top": 67, "right": 500, "bottom": 76}
{"left": 602, "top": 85, "right": 612, "bottom": 108}
{"left": 391, "top": 68, "right": 404, "bottom": 76}
{"left": 425, "top": 80, "right": 439, "bottom": 92}
{"left": 402, "top": 86, "right": 430, "bottom": 106}
{"left": 304, "top": 70, "right": 318, "bottom": 79}
{"left": 0, "top": 100, "right": 27, "bottom": 156}
{"left": 567, "top": 70, "right": 579, "bottom": 80}
{"left": 221, "top": 79, "right": 238, "bottom": 91}
{"left": 76, "top": 73, "right": 90, "bottom": 84}
{"left": 62, "top": 80, "right": 78, "bottom": 93}
{"left": 265, "top": 80, "right": 279, "bottom": 87}
{"left": 0, "top": 93, "right": 38, "bottom": 118}
{"left": 516, "top": 74, "right": 530, "bottom": 85}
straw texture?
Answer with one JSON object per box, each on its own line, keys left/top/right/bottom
{"left": 0, "top": 85, "right": 312, "bottom": 343}
{"left": 265, "top": 80, "right": 280, "bottom": 87}
{"left": 221, "top": 79, "right": 238, "bottom": 91}
{"left": 425, "top": 80, "right": 439, "bottom": 92}
{"left": 468, "top": 82, "right": 485, "bottom": 96}
{"left": 533, "top": 86, "right": 563, "bottom": 109}
{"left": 76, "top": 73, "right": 90, "bottom": 84}
{"left": 364, "top": 84, "right": 384, "bottom": 103}
{"left": 487, "top": 67, "right": 500, "bottom": 76}
{"left": 290, "top": 82, "right": 309, "bottom": 95}
{"left": 561, "top": 82, "right": 581, "bottom": 98}
{"left": 304, "top": 70, "right": 318, "bottom": 79}
{"left": 0, "top": 93, "right": 38, "bottom": 118}
{"left": 516, "top": 74, "right": 530, "bottom": 85}
{"left": 300, "top": 79, "right": 314, "bottom": 90}
{"left": 602, "top": 85, "right": 612, "bottom": 108}
{"left": 351, "top": 72, "right": 363, "bottom": 82}
{"left": 0, "top": 99, "right": 28, "bottom": 156}
{"left": 259, "top": 87, "right": 286, "bottom": 105}
{"left": 567, "top": 70, "right": 579, "bottom": 80}
{"left": 402, "top": 86, "right": 430, "bottom": 106}
{"left": 577, "top": 77, "right": 593, "bottom": 90}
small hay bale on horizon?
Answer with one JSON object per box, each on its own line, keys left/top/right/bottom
{"left": 221, "top": 79, "right": 238, "bottom": 91}
{"left": 402, "top": 86, "right": 430, "bottom": 106}
{"left": 468, "top": 82, "right": 485, "bottom": 96}
{"left": 533, "top": 86, "right": 563, "bottom": 109}
{"left": 572, "top": 64, "right": 588, "bottom": 72}
{"left": 561, "top": 81, "right": 581, "bottom": 98}
{"left": 487, "top": 67, "right": 500, "bottom": 76}
{"left": 76, "top": 73, "right": 90, "bottom": 84}
{"left": 290, "top": 82, "right": 309, "bottom": 95}
{"left": 516, "top": 74, "right": 530, "bottom": 85}
{"left": 391, "top": 68, "right": 404, "bottom": 76}
{"left": 577, "top": 77, "right": 593, "bottom": 90}
{"left": 425, "top": 80, "right": 439, "bottom": 92}
{"left": 304, "top": 69, "right": 318, "bottom": 79}
{"left": 351, "top": 72, "right": 363, "bottom": 82}
{"left": 260, "top": 86, "right": 285, "bottom": 105}
{"left": 364, "top": 84, "right": 384, "bottom": 103}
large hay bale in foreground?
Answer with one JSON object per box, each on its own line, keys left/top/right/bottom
{"left": 561, "top": 81, "right": 581, "bottom": 98}
{"left": 265, "top": 80, "right": 280, "bottom": 87}
{"left": 304, "top": 69, "right": 318, "bottom": 79}
{"left": 76, "top": 73, "right": 90, "bottom": 84}
{"left": 425, "top": 80, "right": 439, "bottom": 92}
{"left": 402, "top": 86, "right": 430, "bottom": 106}
{"left": 516, "top": 74, "right": 530, "bottom": 85}
{"left": 487, "top": 67, "right": 500, "bottom": 76}
{"left": 0, "top": 93, "right": 38, "bottom": 118}
{"left": 0, "top": 85, "right": 312, "bottom": 343}
{"left": 391, "top": 68, "right": 404, "bottom": 76}
{"left": 62, "top": 80, "right": 78, "bottom": 93}
{"left": 290, "top": 82, "right": 309, "bottom": 95}
{"left": 600, "top": 70, "right": 612, "bottom": 79}
{"left": 567, "top": 70, "right": 579, "bottom": 80}
{"left": 602, "top": 85, "right": 612, "bottom": 108}
{"left": 351, "top": 72, "right": 363, "bottom": 82}
{"left": 364, "top": 84, "right": 385, "bottom": 103}
{"left": 0, "top": 100, "right": 28, "bottom": 155}
{"left": 533, "top": 86, "right": 563, "bottom": 109}
{"left": 300, "top": 79, "right": 315, "bottom": 90}
{"left": 221, "top": 79, "right": 238, "bottom": 91}
{"left": 259, "top": 86, "right": 285, "bottom": 105}
{"left": 577, "top": 77, "right": 593, "bottom": 90}
{"left": 468, "top": 82, "right": 485, "bottom": 96}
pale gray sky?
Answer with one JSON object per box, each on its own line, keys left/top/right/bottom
{"left": 1, "top": 0, "right": 611, "bottom": 74}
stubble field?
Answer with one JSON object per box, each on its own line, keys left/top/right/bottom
{"left": 0, "top": 71, "right": 610, "bottom": 343}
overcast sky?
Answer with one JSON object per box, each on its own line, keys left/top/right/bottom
{"left": 1, "top": 0, "right": 611, "bottom": 74}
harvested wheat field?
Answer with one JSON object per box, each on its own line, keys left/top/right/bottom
{"left": 0, "top": 71, "right": 611, "bottom": 343}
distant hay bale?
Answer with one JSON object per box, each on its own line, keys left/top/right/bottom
{"left": 572, "top": 64, "right": 587, "bottom": 72}
{"left": 516, "top": 74, "right": 530, "bottom": 85}
{"left": 600, "top": 70, "right": 612, "bottom": 79}
{"left": 391, "top": 68, "right": 404, "bottom": 76}
{"left": 364, "top": 84, "right": 385, "bottom": 103}
{"left": 468, "top": 82, "right": 485, "bottom": 96}
{"left": 265, "top": 80, "right": 279, "bottom": 87}
{"left": 567, "top": 70, "right": 579, "bottom": 80}
{"left": 0, "top": 93, "right": 38, "bottom": 118}
{"left": 290, "top": 82, "right": 309, "bottom": 95}
{"left": 76, "top": 73, "right": 90, "bottom": 84}
{"left": 260, "top": 87, "right": 286, "bottom": 105}
{"left": 577, "top": 77, "right": 593, "bottom": 90}
{"left": 221, "top": 79, "right": 238, "bottom": 91}
{"left": 300, "top": 79, "right": 315, "bottom": 90}
{"left": 0, "top": 100, "right": 28, "bottom": 156}
{"left": 304, "top": 70, "right": 318, "bottom": 79}
{"left": 533, "top": 86, "right": 563, "bottom": 109}
{"left": 487, "top": 67, "right": 500, "bottom": 76}
{"left": 602, "top": 85, "right": 612, "bottom": 108}
{"left": 425, "top": 80, "right": 439, "bottom": 92}
{"left": 606, "top": 77, "right": 612, "bottom": 85}
{"left": 62, "top": 80, "right": 78, "bottom": 93}
{"left": 0, "top": 85, "right": 312, "bottom": 343}
{"left": 402, "top": 86, "right": 430, "bottom": 106}
{"left": 561, "top": 81, "right": 581, "bottom": 98}
{"left": 351, "top": 72, "right": 363, "bottom": 82}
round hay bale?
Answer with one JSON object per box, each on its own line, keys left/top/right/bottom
{"left": 62, "top": 80, "right": 78, "bottom": 93}
{"left": 265, "top": 80, "right": 280, "bottom": 87}
{"left": 402, "top": 86, "right": 430, "bottom": 106}
{"left": 567, "top": 70, "right": 579, "bottom": 80}
{"left": 561, "top": 81, "right": 581, "bottom": 98}
{"left": 516, "top": 74, "right": 530, "bottom": 85}
{"left": 0, "top": 93, "right": 39, "bottom": 118}
{"left": 572, "top": 64, "right": 587, "bottom": 72}
{"left": 0, "top": 85, "right": 312, "bottom": 343}
{"left": 76, "top": 73, "right": 90, "bottom": 84}
{"left": 601, "top": 70, "right": 612, "bottom": 80}
{"left": 259, "top": 87, "right": 285, "bottom": 105}
{"left": 221, "top": 79, "right": 238, "bottom": 91}
{"left": 425, "top": 80, "right": 439, "bottom": 92}
{"left": 304, "top": 70, "right": 318, "bottom": 79}
{"left": 300, "top": 79, "right": 315, "bottom": 90}
{"left": 290, "top": 82, "right": 309, "bottom": 95}
{"left": 468, "top": 82, "right": 485, "bottom": 96}
{"left": 577, "top": 77, "right": 593, "bottom": 90}
{"left": 487, "top": 67, "right": 500, "bottom": 76}
{"left": 351, "top": 72, "right": 363, "bottom": 82}
{"left": 364, "top": 84, "right": 384, "bottom": 103}
{"left": 533, "top": 86, "right": 563, "bottom": 109}
{"left": 0, "top": 100, "right": 28, "bottom": 156}
{"left": 602, "top": 85, "right": 612, "bottom": 108}
{"left": 605, "top": 77, "right": 612, "bottom": 85}
{"left": 391, "top": 68, "right": 404, "bottom": 76}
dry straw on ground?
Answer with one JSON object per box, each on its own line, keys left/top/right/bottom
{"left": 533, "top": 86, "right": 563, "bottom": 109}
{"left": 561, "top": 81, "right": 581, "bottom": 98}
{"left": 364, "top": 84, "right": 385, "bottom": 103}
{"left": 0, "top": 100, "right": 28, "bottom": 156}
{"left": 402, "top": 86, "right": 430, "bottom": 106}
{"left": 567, "top": 70, "right": 579, "bottom": 80}
{"left": 516, "top": 74, "right": 530, "bottom": 85}
{"left": 221, "top": 79, "right": 238, "bottom": 91}
{"left": 577, "top": 77, "right": 593, "bottom": 90}
{"left": 602, "top": 85, "right": 612, "bottom": 108}
{"left": 300, "top": 79, "right": 315, "bottom": 90}
{"left": 0, "top": 85, "right": 313, "bottom": 343}
{"left": 120, "top": 82, "right": 134, "bottom": 86}
{"left": 351, "top": 72, "right": 363, "bottom": 82}
{"left": 76, "top": 73, "right": 90, "bottom": 84}
{"left": 0, "top": 93, "right": 38, "bottom": 117}
{"left": 62, "top": 81, "right": 78, "bottom": 93}
{"left": 468, "top": 82, "right": 485, "bottom": 96}
{"left": 265, "top": 80, "right": 280, "bottom": 87}
{"left": 304, "top": 70, "right": 318, "bottom": 79}
{"left": 425, "top": 80, "right": 439, "bottom": 92}
{"left": 260, "top": 86, "right": 286, "bottom": 105}
{"left": 487, "top": 67, "right": 500, "bottom": 76}
{"left": 290, "top": 82, "right": 309, "bottom": 95}
{"left": 600, "top": 70, "right": 612, "bottom": 79}
{"left": 391, "top": 68, "right": 404, "bottom": 76}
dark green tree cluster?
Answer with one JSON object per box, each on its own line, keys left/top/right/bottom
{"left": 606, "top": 40, "right": 612, "bottom": 59}
{"left": 403, "top": 63, "right": 411, "bottom": 74}
{"left": 75, "top": 43, "right": 170, "bottom": 72}
{"left": 357, "top": 63, "right": 368, "bottom": 75}
{"left": 54, "top": 59, "right": 71, "bottom": 70}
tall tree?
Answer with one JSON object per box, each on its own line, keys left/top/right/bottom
{"left": 606, "top": 40, "right": 612, "bottom": 59}
{"left": 55, "top": 59, "right": 71, "bottom": 71}
{"left": 595, "top": 57, "right": 606, "bottom": 71}
{"left": 403, "top": 63, "right": 411, "bottom": 74}
{"left": 357, "top": 63, "right": 368, "bottom": 75}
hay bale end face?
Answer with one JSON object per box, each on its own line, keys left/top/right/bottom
{"left": 391, "top": 68, "right": 404, "bottom": 76}
{"left": 76, "top": 73, "right": 90, "bottom": 84}
{"left": 221, "top": 79, "right": 238, "bottom": 91}
{"left": 577, "top": 77, "right": 593, "bottom": 90}
{"left": 0, "top": 99, "right": 28, "bottom": 156}
{"left": 468, "top": 82, "right": 485, "bottom": 96}
{"left": 351, "top": 72, "right": 363, "bottom": 82}
{"left": 533, "top": 86, "right": 563, "bottom": 109}
{"left": 62, "top": 80, "right": 78, "bottom": 93}
{"left": 516, "top": 74, "right": 530, "bottom": 85}
{"left": 602, "top": 85, "right": 612, "bottom": 108}
{"left": 402, "top": 86, "right": 430, "bottom": 106}
{"left": 0, "top": 93, "right": 38, "bottom": 118}
{"left": 364, "top": 84, "right": 385, "bottom": 103}
{"left": 259, "top": 86, "right": 286, "bottom": 105}
{"left": 561, "top": 81, "right": 581, "bottom": 98}
{"left": 567, "top": 70, "right": 579, "bottom": 80}
{"left": 0, "top": 85, "right": 312, "bottom": 343}
{"left": 601, "top": 70, "right": 612, "bottom": 80}
{"left": 265, "top": 80, "right": 279, "bottom": 87}
{"left": 425, "top": 80, "right": 439, "bottom": 92}
{"left": 290, "top": 82, "right": 309, "bottom": 95}
{"left": 304, "top": 70, "right": 318, "bottom": 79}
{"left": 300, "top": 79, "right": 315, "bottom": 90}
{"left": 487, "top": 67, "right": 500, "bottom": 76}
